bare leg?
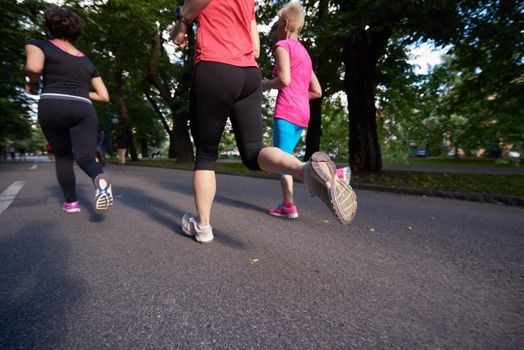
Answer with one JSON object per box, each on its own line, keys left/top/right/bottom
{"left": 194, "top": 170, "right": 216, "bottom": 227}
{"left": 280, "top": 175, "right": 294, "bottom": 203}
{"left": 257, "top": 147, "right": 304, "bottom": 181}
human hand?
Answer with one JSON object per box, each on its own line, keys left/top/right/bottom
{"left": 24, "top": 83, "right": 39, "bottom": 95}
{"left": 262, "top": 79, "right": 270, "bottom": 92}
{"left": 171, "top": 21, "right": 188, "bottom": 48}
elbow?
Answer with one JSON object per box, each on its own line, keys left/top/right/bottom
{"left": 280, "top": 77, "right": 291, "bottom": 87}
{"left": 99, "top": 93, "right": 110, "bottom": 103}
{"left": 313, "top": 90, "right": 322, "bottom": 99}
{"left": 25, "top": 64, "right": 42, "bottom": 75}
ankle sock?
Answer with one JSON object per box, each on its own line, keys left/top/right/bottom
{"left": 196, "top": 219, "right": 210, "bottom": 231}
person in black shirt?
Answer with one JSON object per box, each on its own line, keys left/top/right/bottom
{"left": 25, "top": 7, "right": 113, "bottom": 214}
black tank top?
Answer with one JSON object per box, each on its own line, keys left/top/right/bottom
{"left": 26, "top": 39, "right": 100, "bottom": 99}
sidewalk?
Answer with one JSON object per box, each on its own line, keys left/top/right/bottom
{"left": 382, "top": 163, "right": 524, "bottom": 175}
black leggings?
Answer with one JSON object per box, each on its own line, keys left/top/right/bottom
{"left": 190, "top": 61, "right": 263, "bottom": 171}
{"left": 38, "top": 98, "right": 103, "bottom": 202}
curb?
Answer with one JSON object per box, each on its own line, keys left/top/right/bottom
{"left": 351, "top": 182, "right": 524, "bottom": 207}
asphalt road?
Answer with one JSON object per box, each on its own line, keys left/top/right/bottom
{"left": 1, "top": 162, "right": 523, "bottom": 349}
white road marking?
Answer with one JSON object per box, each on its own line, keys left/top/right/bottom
{"left": 0, "top": 181, "right": 26, "bottom": 215}
{"left": 30, "top": 164, "right": 38, "bottom": 170}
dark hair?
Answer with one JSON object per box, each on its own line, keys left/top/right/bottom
{"left": 44, "top": 7, "right": 85, "bottom": 43}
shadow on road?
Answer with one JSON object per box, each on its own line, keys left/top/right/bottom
{"left": 45, "top": 184, "right": 107, "bottom": 223}
{"left": 77, "top": 184, "right": 107, "bottom": 223}
{"left": 116, "top": 185, "right": 246, "bottom": 249}
{"left": 157, "top": 180, "right": 269, "bottom": 215}
{"left": 0, "top": 221, "right": 86, "bottom": 349}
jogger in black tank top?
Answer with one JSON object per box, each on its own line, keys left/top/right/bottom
{"left": 25, "top": 7, "right": 113, "bottom": 214}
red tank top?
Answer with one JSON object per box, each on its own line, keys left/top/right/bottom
{"left": 194, "top": 0, "right": 258, "bottom": 68}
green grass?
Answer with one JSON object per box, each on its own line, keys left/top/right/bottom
{"left": 353, "top": 171, "right": 524, "bottom": 196}
{"left": 383, "top": 157, "right": 521, "bottom": 168}
{"left": 109, "top": 158, "right": 524, "bottom": 196}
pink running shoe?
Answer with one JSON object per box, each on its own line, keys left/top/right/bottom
{"left": 268, "top": 202, "right": 299, "bottom": 219}
{"left": 62, "top": 201, "right": 81, "bottom": 214}
{"left": 336, "top": 167, "right": 352, "bottom": 184}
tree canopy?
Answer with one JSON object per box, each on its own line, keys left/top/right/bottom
{"left": 1, "top": 0, "right": 522, "bottom": 169}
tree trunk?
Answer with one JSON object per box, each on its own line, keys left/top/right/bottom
{"left": 116, "top": 69, "right": 138, "bottom": 161}
{"left": 172, "top": 108, "right": 193, "bottom": 162}
{"left": 304, "top": 0, "right": 329, "bottom": 161}
{"left": 344, "top": 28, "right": 391, "bottom": 172}
{"left": 147, "top": 31, "right": 194, "bottom": 163}
{"left": 144, "top": 91, "right": 176, "bottom": 159}
{"left": 305, "top": 97, "right": 323, "bottom": 161}
{"left": 141, "top": 138, "right": 148, "bottom": 158}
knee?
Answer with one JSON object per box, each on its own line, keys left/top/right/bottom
{"left": 75, "top": 153, "right": 93, "bottom": 165}
{"left": 240, "top": 142, "right": 262, "bottom": 171}
{"left": 195, "top": 145, "right": 218, "bottom": 171}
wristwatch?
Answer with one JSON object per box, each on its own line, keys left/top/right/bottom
{"left": 176, "top": 6, "right": 192, "bottom": 26}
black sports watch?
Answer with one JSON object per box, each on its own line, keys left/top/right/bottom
{"left": 176, "top": 6, "right": 192, "bottom": 26}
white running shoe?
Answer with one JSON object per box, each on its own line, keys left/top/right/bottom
{"left": 94, "top": 174, "right": 113, "bottom": 213}
{"left": 181, "top": 213, "right": 214, "bottom": 243}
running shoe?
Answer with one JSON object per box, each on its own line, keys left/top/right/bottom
{"left": 181, "top": 213, "right": 214, "bottom": 243}
{"left": 303, "top": 152, "right": 357, "bottom": 225}
{"left": 94, "top": 174, "right": 113, "bottom": 213}
{"left": 62, "top": 201, "right": 81, "bottom": 214}
{"left": 268, "top": 202, "right": 299, "bottom": 219}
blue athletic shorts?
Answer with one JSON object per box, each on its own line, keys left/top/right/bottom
{"left": 273, "top": 118, "right": 304, "bottom": 176}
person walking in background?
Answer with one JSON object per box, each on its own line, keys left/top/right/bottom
{"left": 114, "top": 131, "right": 129, "bottom": 165}
{"left": 152, "top": 145, "right": 161, "bottom": 158}
{"left": 8, "top": 145, "right": 17, "bottom": 160}
{"left": 97, "top": 129, "right": 109, "bottom": 166}
{"left": 0, "top": 144, "right": 7, "bottom": 161}
{"left": 171, "top": 0, "right": 357, "bottom": 244}
{"left": 18, "top": 145, "right": 27, "bottom": 161}
{"left": 25, "top": 6, "right": 113, "bottom": 214}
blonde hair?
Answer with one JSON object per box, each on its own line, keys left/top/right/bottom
{"left": 278, "top": 2, "right": 305, "bottom": 34}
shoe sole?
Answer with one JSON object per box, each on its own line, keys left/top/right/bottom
{"left": 62, "top": 208, "right": 81, "bottom": 214}
{"left": 268, "top": 211, "right": 299, "bottom": 219}
{"left": 182, "top": 214, "right": 214, "bottom": 243}
{"left": 309, "top": 152, "right": 357, "bottom": 225}
{"left": 94, "top": 176, "right": 113, "bottom": 213}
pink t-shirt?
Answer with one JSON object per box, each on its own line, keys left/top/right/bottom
{"left": 194, "top": 0, "right": 258, "bottom": 68}
{"left": 273, "top": 39, "right": 313, "bottom": 128}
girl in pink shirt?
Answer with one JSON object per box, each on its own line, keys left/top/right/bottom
{"left": 263, "top": 2, "right": 322, "bottom": 219}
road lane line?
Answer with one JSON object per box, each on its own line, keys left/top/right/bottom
{"left": 0, "top": 181, "right": 26, "bottom": 215}
{"left": 30, "top": 164, "right": 38, "bottom": 170}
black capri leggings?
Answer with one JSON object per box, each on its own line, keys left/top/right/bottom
{"left": 190, "top": 61, "right": 263, "bottom": 171}
{"left": 38, "top": 97, "right": 103, "bottom": 202}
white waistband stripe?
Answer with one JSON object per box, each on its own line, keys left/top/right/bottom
{"left": 40, "top": 93, "right": 91, "bottom": 103}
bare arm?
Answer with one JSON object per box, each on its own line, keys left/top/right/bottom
{"left": 89, "top": 77, "right": 110, "bottom": 102}
{"left": 24, "top": 44, "right": 45, "bottom": 95}
{"left": 171, "top": 0, "right": 213, "bottom": 47}
{"left": 250, "top": 20, "right": 260, "bottom": 59}
{"left": 308, "top": 71, "right": 322, "bottom": 99}
{"left": 262, "top": 46, "right": 291, "bottom": 91}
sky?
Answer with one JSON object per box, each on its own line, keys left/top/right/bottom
{"left": 408, "top": 42, "right": 451, "bottom": 75}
